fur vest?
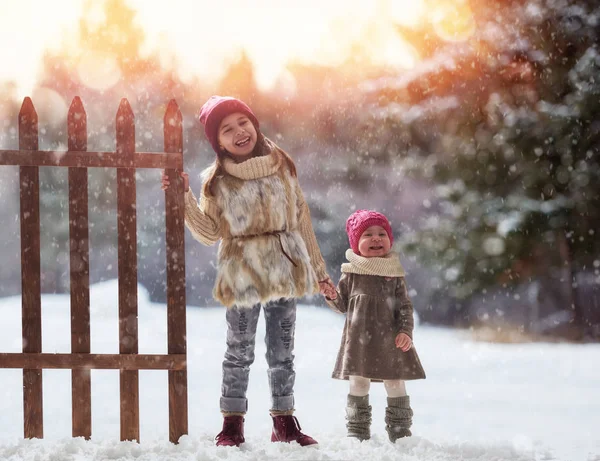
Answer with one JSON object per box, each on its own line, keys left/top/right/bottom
{"left": 184, "top": 142, "right": 327, "bottom": 307}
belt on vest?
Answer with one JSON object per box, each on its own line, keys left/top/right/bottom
{"left": 232, "top": 230, "right": 298, "bottom": 267}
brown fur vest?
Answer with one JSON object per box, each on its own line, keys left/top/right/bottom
{"left": 207, "top": 150, "right": 320, "bottom": 307}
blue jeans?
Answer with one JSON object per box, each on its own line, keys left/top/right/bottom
{"left": 220, "top": 297, "right": 297, "bottom": 414}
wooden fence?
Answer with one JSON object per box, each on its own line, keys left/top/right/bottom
{"left": 0, "top": 97, "right": 188, "bottom": 443}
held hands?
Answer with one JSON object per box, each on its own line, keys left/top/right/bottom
{"left": 395, "top": 333, "right": 412, "bottom": 352}
{"left": 319, "top": 278, "right": 337, "bottom": 300}
{"left": 161, "top": 170, "right": 189, "bottom": 192}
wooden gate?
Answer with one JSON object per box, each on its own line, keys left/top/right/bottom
{"left": 0, "top": 96, "right": 188, "bottom": 443}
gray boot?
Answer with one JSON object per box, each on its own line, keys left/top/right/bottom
{"left": 346, "top": 394, "right": 372, "bottom": 441}
{"left": 385, "top": 396, "right": 413, "bottom": 442}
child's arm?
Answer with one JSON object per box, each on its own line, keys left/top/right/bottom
{"left": 395, "top": 277, "right": 415, "bottom": 339}
{"left": 295, "top": 185, "right": 328, "bottom": 282}
{"left": 325, "top": 273, "right": 349, "bottom": 314}
{"left": 184, "top": 189, "right": 221, "bottom": 246}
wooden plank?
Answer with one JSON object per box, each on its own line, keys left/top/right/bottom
{"left": 0, "top": 353, "right": 187, "bottom": 370}
{"left": 164, "top": 99, "right": 188, "bottom": 443}
{"left": 67, "top": 97, "right": 91, "bottom": 440}
{"left": 0, "top": 150, "right": 182, "bottom": 169}
{"left": 116, "top": 98, "right": 140, "bottom": 442}
{"left": 19, "top": 97, "right": 43, "bottom": 440}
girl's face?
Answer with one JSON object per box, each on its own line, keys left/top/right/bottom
{"left": 357, "top": 225, "right": 391, "bottom": 257}
{"left": 218, "top": 112, "right": 258, "bottom": 158}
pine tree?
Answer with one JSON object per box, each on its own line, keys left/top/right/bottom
{"left": 364, "top": 0, "right": 600, "bottom": 336}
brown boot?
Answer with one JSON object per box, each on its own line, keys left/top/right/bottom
{"left": 385, "top": 396, "right": 413, "bottom": 442}
{"left": 271, "top": 415, "right": 318, "bottom": 446}
{"left": 215, "top": 415, "right": 245, "bottom": 447}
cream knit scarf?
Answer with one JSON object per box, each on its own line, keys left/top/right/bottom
{"left": 222, "top": 139, "right": 282, "bottom": 180}
{"left": 341, "top": 249, "right": 406, "bottom": 277}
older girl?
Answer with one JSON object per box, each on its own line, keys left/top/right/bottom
{"left": 161, "top": 96, "right": 336, "bottom": 447}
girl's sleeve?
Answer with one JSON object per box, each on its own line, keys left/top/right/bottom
{"left": 295, "top": 185, "right": 328, "bottom": 281}
{"left": 396, "top": 277, "right": 415, "bottom": 338}
{"left": 184, "top": 188, "right": 221, "bottom": 246}
{"left": 325, "top": 273, "right": 350, "bottom": 314}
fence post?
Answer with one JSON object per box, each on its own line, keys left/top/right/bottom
{"left": 68, "top": 96, "right": 92, "bottom": 439}
{"left": 116, "top": 98, "right": 140, "bottom": 442}
{"left": 19, "top": 97, "right": 43, "bottom": 439}
{"left": 164, "top": 100, "right": 188, "bottom": 443}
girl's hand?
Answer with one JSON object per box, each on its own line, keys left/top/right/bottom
{"left": 161, "top": 170, "right": 189, "bottom": 192}
{"left": 319, "top": 278, "right": 337, "bottom": 300}
{"left": 395, "top": 333, "right": 412, "bottom": 352}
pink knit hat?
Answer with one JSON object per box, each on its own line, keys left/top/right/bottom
{"left": 198, "top": 96, "right": 260, "bottom": 154}
{"left": 346, "top": 210, "right": 394, "bottom": 255}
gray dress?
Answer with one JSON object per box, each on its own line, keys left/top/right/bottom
{"left": 327, "top": 272, "right": 426, "bottom": 382}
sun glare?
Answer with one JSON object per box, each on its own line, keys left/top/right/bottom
{"left": 0, "top": 0, "right": 477, "bottom": 98}
{"left": 77, "top": 53, "right": 122, "bottom": 91}
{"left": 389, "top": 0, "right": 427, "bottom": 26}
{"left": 127, "top": 0, "right": 429, "bottom": 90}
{"left": 430, "top": 0, "right": 476, "bottom": 42}
{"left": 0, "top": 0, "right": 83, "bottom": 97}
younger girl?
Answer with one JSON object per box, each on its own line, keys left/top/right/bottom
{"left": 161, "top": 96, "right": 336, "bottom": 447}
{"left": 326, "top": 209, "right": 426, "bottom": 442}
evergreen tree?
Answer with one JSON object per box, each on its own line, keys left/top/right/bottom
{"left": 363, "top": 0, "right": 600, "bottom": 336}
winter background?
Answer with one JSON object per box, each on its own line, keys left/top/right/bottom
{"left": 1, "top": 0, "right": 600, "bottom": 460}
{"left": 1, "top": 281, "right": 599, "bottom": 461}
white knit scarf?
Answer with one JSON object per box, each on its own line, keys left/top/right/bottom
{"left": 341, "top": 249, "right": 406, "bottom": 277}
{"left": 222, "top": 139, "right": 282, "bottom": 180}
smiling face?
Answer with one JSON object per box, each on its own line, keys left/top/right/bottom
{"left": 357, "top": 225, "right": 392, "bottom": 257}
{"left": 218, "top": 112, "right": 258, "bottom": 159}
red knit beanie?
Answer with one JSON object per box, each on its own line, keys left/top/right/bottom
{"left": 198, "top": 96, "right": 260, "bottom": 154}
{"left": 346, "top": 210, "right": 394, "bottom": 255}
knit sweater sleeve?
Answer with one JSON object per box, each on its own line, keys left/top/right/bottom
{"left": 295, "top": 185, "right": 328, "bottom": 281}
{"left": 184, "top": 188, "right": 221, "bottom": 246}
{"left": 396, "top": 277, "right": 415, "bottom": 339}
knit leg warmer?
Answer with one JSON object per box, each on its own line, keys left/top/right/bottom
{"left": 385, "top": 395, "right": 413, "bottom": 442}
{"left": 346, "top": 394, "right": 372, "bottom": 441}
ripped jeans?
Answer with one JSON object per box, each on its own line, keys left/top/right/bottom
{"left": 220, "top": 297, "right": 296, "bottom": 414}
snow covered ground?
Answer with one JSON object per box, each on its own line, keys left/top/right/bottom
{"left": 0, "top": 280, "right": 599, "bottom": 461}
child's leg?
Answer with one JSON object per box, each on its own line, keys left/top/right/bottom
{"left": 220, "top": 303, "right": 261, "bottom": 415}
{"left": 383, "top": 379, "right": 412, "bottom": 442}
{"left": 383, "top": 379, "right": 407, "bottom": 398}
{"left": 216, "top": 303, "right": 261, "bottom": 446}
{"left": 264, "top": 298, "right": 318, "bottom": 446}
{"left": 346, "top": 376, "right": 372, "bottom": 441}
{"left": 349, "top": 375, "right": 371, "bottom": 396}
{"left": 263, "top": 297, "right": 297, "bottom": 415}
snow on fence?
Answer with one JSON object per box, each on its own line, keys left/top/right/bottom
{"left": 0, "top": 97, "right": 188, "bottom": 443}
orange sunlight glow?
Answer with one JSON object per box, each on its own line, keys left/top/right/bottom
{"left": 430, "top": 0, "right": 476, "bottom": 42}
{"left": 0, "top": 0, "right": 477, "bottom": 98}
{"left": 127, "top": 0, "right": 428, "bottom": 91}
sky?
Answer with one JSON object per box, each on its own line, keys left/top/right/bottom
{"left": 1, "top": 280, "right": 599, "bottom": 460}
{"left": 0, "top": 0, "right": 476, "bottom": 97}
